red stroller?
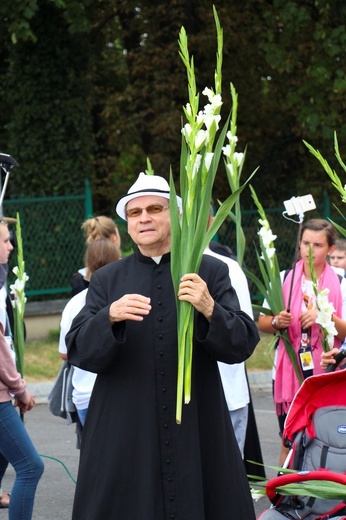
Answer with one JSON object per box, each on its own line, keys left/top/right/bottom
{"left": 257, "top": 368, "right": 346, "bottom": 520}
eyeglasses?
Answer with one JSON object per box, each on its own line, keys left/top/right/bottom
{"left": 126, "top": 204, "right": 169, "bottom": 219}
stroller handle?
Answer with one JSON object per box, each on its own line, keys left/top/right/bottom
{"left": 266, "top": 469, "right": 346, "bottom": 501}
{"left": 266, "top": 469, "right": 346, "bottom": 504}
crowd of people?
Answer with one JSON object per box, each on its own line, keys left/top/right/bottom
{"left": 0, "top": 173, "right": 346, "bottom": 518}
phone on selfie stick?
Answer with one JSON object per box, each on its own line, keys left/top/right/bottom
{"left": 282, "top": 195, "right": 316, "bottom": 312}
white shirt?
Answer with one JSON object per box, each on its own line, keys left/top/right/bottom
{"left": 204, "top": 248, "right": 253, "bottom": 411}
{"left": 59, "top": 289, "right": 97, "bottom": 410}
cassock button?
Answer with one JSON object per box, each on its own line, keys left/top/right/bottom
{"left": 166, "top": 459, "right": 171, "bottom": 464}
{"left": 169, "top": 496, "right": 174, "bottom": 501}
{"left": 162, "top": 387, "right": 166, "bottom": 392}
{"left": 165, "top": 440, "right": 170, "bottom": 445}
{"left": 160, "top": 371, "right": 165, "bottom": 376}
{"left": 157, "top": 284, "right": 162, "bottom": 289}
{"left": 170, "top": 515, "right": 175, "bottom": 519}
{"left": 162, "top": 405, "right": 167, "bottom": 410}
{"left": 158, "top": 316, "right": 163, "bottom": 322}
{"left": 159, "top": 352, "right": 164, "bottom": 357}
{"left": 158, "top": 301, "right": 162, "bottom": 305}
{"left": 158, "top": 334, "right": 163, "bottom": 339}
{"left": 163, "top": 423, "right": 168, "bottom": 428}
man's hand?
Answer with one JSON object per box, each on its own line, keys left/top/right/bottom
{"left": 109, "top": 294, "right": 151, "bottom": 323}
{"left": 178, "top": 273, "right": 214, "bottom": 321}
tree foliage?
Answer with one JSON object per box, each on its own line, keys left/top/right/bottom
{"left": 0, "top": 0, "right": 345, "bottom": 211}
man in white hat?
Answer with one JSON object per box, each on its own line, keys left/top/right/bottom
{"left": 67, "top": 172, "right": 259, "bottom": 520}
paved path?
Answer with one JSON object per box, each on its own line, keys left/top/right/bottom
{"left": 1, "top": 379, "right": 278, "bottom": 519}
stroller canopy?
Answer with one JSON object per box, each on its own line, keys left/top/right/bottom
{"left": 283, "top": 370, "right": 346, "bottom": 442}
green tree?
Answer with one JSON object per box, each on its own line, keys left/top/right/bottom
{"left": 0, "top": 0, "right": 345, "bottom": 215}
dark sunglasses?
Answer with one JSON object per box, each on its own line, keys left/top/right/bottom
{"left": 126, "top": 204, "right": 169, "bottom": 219}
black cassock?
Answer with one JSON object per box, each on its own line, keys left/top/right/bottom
{"left": 67, "top": 250, "right": 259, "bottom": 520}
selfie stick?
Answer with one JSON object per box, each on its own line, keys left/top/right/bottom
{"left": 286, "top": 217, "right": 304, "bottom": 312}
{"left": 0, "top": 153, "right": 19, "bottom": 215}
{"left": 282, "top": 197, "right": 309, "bottom": 312}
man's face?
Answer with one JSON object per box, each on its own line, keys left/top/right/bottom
{"left": 0, "top": 223, "right": 13, "bottom": 264}
{"left": 126, "top": 195, "right": 171, "bottom": 255}
{"left": 329, "top": 249, "right": 346, "bottom": 270}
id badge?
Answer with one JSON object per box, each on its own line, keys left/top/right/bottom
{"left": 299, "top": 350, "right": 314, "bottom": 371}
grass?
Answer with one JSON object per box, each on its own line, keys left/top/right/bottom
{"left": 245, "top": 331, "right": 276, "bottom": 372}
{"left": 21, "top": 327, "right": 275, "bottom": 382}
{"left": 24, "top": 330, "right": 61, "bottom": 382}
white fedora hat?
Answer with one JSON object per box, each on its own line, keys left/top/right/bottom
{"left": 115, "top": 172, "right": 182, "bottom": 220}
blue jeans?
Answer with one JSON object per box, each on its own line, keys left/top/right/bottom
{"left": 76, "top": 407, "right": 88, "bottom": 427}
{"left": 0, "top": 402, "right": 44, "bottom": 519}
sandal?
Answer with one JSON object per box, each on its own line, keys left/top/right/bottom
{"left": 0, "top": 492, "right": 10, "bottom": 508}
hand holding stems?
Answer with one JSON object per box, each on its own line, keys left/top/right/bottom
{"left": 258, "top": 309, "right": 292, "bottom": 332}
{"left": 14, "top": 391, "right": 36, "bottom": 413}
{"left": 178, "top": 274, "right": 214, "bottom": 322}
{"left": 108, "top": 275, "right": 215, "bottom": 325}
{"left": 299, "top": 308, "right": 318, "bottom": 330}
{"left": 275, "top": 310, "right": 293, "bottom": 330}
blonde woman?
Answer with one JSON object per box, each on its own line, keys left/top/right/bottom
{"left": 72, "top": 216, "right": 122, "bottom": 296}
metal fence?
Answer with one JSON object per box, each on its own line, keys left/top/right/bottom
{"left": 3, "top": 187, "right": 337, "bottom": 302}
{"left": 5, "top": 180, "right": 93, "bottom": 299}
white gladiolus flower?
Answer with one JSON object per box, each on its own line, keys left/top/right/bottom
{"left": 195, "top": 129, "right": 207, "bottom": 150}
{"left": 226, "top": 130, "right": 238, "bottom": 144}
{"left": 310, "top": 263, "right": 338, "bottom": 349}
{"left": 222, "top": 144, "right": 231, "bottom": 158}
{"left": 226, "top": 162, "right": 237, "bottom": 179}
{"left": 327, "top": 333, "right": 335, "bottom": 348}
{"left": 204, "top": 152, "right": 214, "bottom": 171}
{"left": 203, "top": 114, "right": 221, "bottom": 132}
{"left": 210, "top": 93, "right": 222, "bottom": 109}
{"left": 250, "top": 489, "right": 265, "bottom": 501}
{"left": 10, "top": 278, "right": 25, "bottom": 294}
{"left": 196, "top": 111, "right": 205, "bottom": 125}
{"left": 234, "top": 152, "right": 244, "bottom": 166}
{"left": 202, "top": 87, "right": 222, "bottom": 106}
{"left": 202, "top": 87, "right": 214, "bottom": 101}
{"left": 191, "top": 154, "right": 202, "bottom": 179}
{"left": 260, "top": 247, "right": 276, "bottom": 260}
{"left": 181, "top": 123, "right": 192, "bottom": 138}
{"left": 185, "top": 103, "right": 192, "bottom": 117}
{"left": 203, "top": 103, "right": 214, "bottom": 116}
{"left": 258, "top": 226, "right": 277, "bottom": 247}
{"left": 258, "top": 218, "right": 269, "bottom": 230}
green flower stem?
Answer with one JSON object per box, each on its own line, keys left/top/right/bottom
{"left": 247, "top": 187, "right": 302, "bottom": 384}
{"left": 12, "top": 213, "right": 27, "bottom": 378}
{"left": 172, "top": 7, "right": 256, "bottom": 423}
{"left": 281, "top": 332, "right": 303, "bottom": 385}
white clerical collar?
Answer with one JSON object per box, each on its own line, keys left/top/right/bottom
{"left": 151, "top": 256, "right": 162, "bottom": 264}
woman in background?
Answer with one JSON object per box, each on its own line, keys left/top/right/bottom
{"left": 0, "top": 218, "right": 44, "bottom": 519}
{"left": 72, "top": 216, "right": 122, "bottom": 296}
{"left": 258, "top": 219, "right": 346, "bottom": 464}
{"left": 61, "top": 238, "right": 121, "bottom": 425}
